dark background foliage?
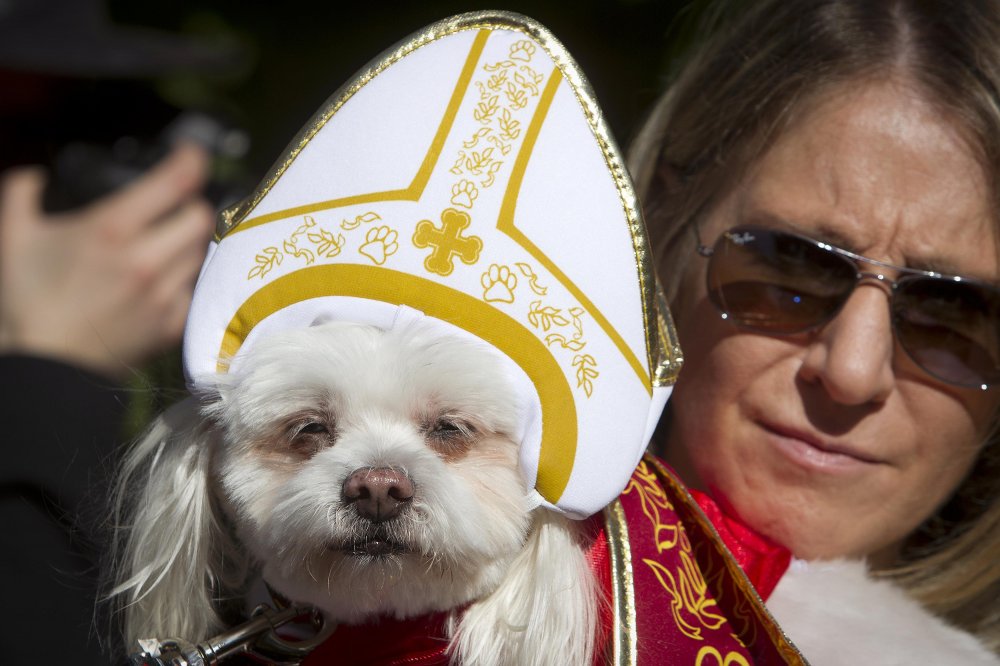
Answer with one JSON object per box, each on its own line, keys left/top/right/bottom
{"left": 105, "top": 1, "right": 700, "bottom": 173}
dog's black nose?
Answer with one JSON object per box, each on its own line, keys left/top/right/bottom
{"left": 342, "top": 467, "right": 414, "bottom": 522}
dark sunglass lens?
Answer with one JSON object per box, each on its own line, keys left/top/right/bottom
{"left": 893, "top": 278, "right": 1000, "bottom": 387}
{"left": 707, "top": 228, "right": 856, "bottom": 333}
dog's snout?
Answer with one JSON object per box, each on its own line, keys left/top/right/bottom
{"left": 342, "top": 467, "right": 414, "bottom": 522}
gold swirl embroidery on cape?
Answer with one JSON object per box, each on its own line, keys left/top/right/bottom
{"left": 623, "top": 460, "right": 728, "bottom": 641}
{"left": 695, "top": 646, "right": 751, "bottom": 666}
{"left": 645, "top": 457, "right": 808, "bottom": 664}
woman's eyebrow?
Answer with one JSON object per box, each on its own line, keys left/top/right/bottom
{"left": 744, "top": 210, "right": 994, "bottom": 279}
{"left": 742, "top": 211, "right": 861, "bottom": 251}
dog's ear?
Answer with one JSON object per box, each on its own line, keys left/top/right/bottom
{"left": 450, "top": 511, "right": 599, "bottom": 666}
{"left": 107, "top": 396, "right": 245, "bottom": 647}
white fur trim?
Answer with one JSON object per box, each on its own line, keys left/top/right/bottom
{"left": 767, "top": 559, "right": 1000, "bottom": 665}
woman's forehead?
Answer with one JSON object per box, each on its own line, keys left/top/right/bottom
{"left": 728, "top": 79, "right": 999, "bottom": 280}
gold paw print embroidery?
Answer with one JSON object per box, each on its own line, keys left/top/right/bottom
{"left": 451, "top": 180, "right": 479, "bottom": 209}
{"left": 509, "top": 40, "right": 535, "bottom": 62}
{"left": 481, "top": 264, "right": 517, "bottom": 303}
{"left": 358, "top": 226, "right": 398, "bottom": 265}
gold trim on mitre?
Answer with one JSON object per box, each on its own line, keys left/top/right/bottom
{"left": 654, "top": 276, "right": 683, "bottom": 386}
{"left": 215, "top": 10, "right": 672, "bottom": 393}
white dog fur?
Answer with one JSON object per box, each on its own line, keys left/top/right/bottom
{"left": 110, "top": 320, "right": 598, "bottom": 666}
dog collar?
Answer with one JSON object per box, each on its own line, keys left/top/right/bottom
{"left": 182, "top": 11, "right": 681, "bottom": 519}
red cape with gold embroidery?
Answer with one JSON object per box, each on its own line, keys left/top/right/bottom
{"left": 292, "top": 454, "right": 805, "bottom": 665}
{"left": 591, "top": 455, "right": 804, "bottom": 665}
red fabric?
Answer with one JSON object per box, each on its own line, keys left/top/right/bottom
{"left": 299, "top": 514, "right": 614, "bottom": 666}
{"left": 620, "top": 457, "right": 803, "bottom": 664}
{"left": 582, "top": 512, "right": 612, "bottom": 666}
{"left": 688, "top": 488, "right": 792, "bottom": 600}
{"left": 300, "top": 612, "right": 450, "bottom": 666}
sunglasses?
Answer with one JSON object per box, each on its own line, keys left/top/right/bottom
{"left": 698, "top": 225, "right": 1000, "bottom": 389}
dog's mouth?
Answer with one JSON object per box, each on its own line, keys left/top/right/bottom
{"left": 338, "top": 537, "right": 411, "bottom": 558}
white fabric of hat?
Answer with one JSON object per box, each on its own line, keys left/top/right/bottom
{"left": 183, "top": 11, "right": 673, "bottom": 519}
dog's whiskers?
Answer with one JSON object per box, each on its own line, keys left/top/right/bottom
{"left": 305, "top": 551, "right": 318, "bottom": 583}
{"left": 325, "top": 556, "right": 340, "bottom": 596}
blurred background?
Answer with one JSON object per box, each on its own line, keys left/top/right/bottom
{"left": 105, "top": 0, "right": 698, "bottom": 175}
{"left": 0, "top": 0, "right": 705, "bottom": 427}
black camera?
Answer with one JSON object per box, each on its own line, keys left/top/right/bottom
{"left": 42, "top": 111, "right": 251, "bottom": 213}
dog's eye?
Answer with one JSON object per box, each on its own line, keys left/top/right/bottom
{"left": 288, "top": 420, "right": 334, "bottom": 456}
{"left": 430, "top": 418, "right": 473, "bottom": 436}
{"left": 433, "top": 420, "right": 462, "bottom": 434}
{"left": 298, "top": 422, "right": 329, "bottom": 435}
{"left": 426, "top": 417, "right": 476, "bottom": 457}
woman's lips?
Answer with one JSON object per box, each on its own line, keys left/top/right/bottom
{"left": 761, "top": 421, "right": 886, "bottom": 469}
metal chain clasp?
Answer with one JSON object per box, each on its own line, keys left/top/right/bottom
{"left": 124, "top": 603, "right": 335, "bottom": 666}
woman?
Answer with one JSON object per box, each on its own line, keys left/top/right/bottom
{"left": 629, "top": 0, "right": 1000, "bottom": 660}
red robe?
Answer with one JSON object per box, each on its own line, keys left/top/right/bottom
{"left": 290, "top": 455, "right": 805, "bottom": 665}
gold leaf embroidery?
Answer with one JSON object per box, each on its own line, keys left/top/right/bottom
{"left": 572, "top": 354, "right": 598, "bottom": 397}
{"left": 544, "top": 333, "right": 586, "bottom": 351}
{"left": 247, "top": 246, "right": 282, "bottom": 280}
{"left": 306, "top": 228, "right": 345, "bottom": 257}
{"left": 465, "top": 147, "right": 495, "bottom": 175}
{"left": 515, "top": 66, "right": 544, "bottom": 96}
{"left": 644, "top": 558, "right": 705, "bottom": 640}
{"left": 527, "top": 300, "right": 569, "bottom": 331}
{"left": 449, "top": 152, "right": 467, "bottom": 176}
{"left": 283, "top": 238, "right": 315, "bottom": 265}
{"left": 487, "top": 70, "right": 508, "bottom": 92}
{"left": 487, "top": 134, "right": 512, "bottom": 156}
{"left": 624, "top": 463, "right": 737, "bottom": 647}
{"left": 292, "top": 217, "right": 315, "bottom": 237}
{"left": 569, "top": 306, "right": 585, "bottom": 340}
{"left": 483, "top": 60, "right": 516, "bottom": 72}
{"left": 497, "top": 108, "right": 521, "bottom": 141}
{"left": 247, "top": 216, "right": 316, "bottom": 279}
{"left": 479, "top": 160, "right": 504, "bottom": 187}
{"left": 473, "top": 95, "right": 499, "bottom": 123}
{"left": 515, "top": 263, "right": 548, "bottom": 295}
{"left": 505, "top": 81, "right": 528, "bottom": 110}
{"left": 340, "top": 211, "right": 381, "bottom": 231}
{"left": 462, "top": 127, "right": 492, "bottom": 149}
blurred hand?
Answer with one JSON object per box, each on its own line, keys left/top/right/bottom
{"left": 0, "top": 143, "right": 215, "bottom": 380}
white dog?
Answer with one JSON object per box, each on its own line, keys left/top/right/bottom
{"left": 110, "top": 320, "right": 598, "bottom": 665}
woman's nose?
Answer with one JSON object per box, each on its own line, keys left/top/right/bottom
{"left": 798, "top": 284, "right": 895, "bottom": 405}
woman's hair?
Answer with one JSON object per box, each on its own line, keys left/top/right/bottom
{"left": 629, "top": 0, "right": 1000, "bottom": 651}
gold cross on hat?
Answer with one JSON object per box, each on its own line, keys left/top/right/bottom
{"left": 413, "top": 208, "right": 484, "bottom": 276}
